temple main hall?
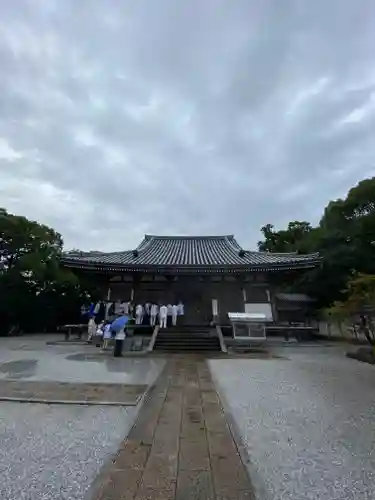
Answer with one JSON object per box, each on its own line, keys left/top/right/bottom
{"left": 61, "top": 235, "right": 320, "bottom": 325}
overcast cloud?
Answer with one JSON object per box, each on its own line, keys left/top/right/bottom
{"left": 0, "top": 0, "right": 374, "bottom": 251}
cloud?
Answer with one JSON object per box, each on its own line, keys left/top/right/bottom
{"left": 0, "top": 0, "right": 375, "bottom": 251}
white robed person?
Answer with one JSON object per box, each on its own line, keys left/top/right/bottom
{"left": 172, "top": 304, "right": 179, "bottom": 326}
{"left": 150, "top": 303, "right": 158, "bottom": 327}
{"left": 135, "top": 304, "right": 144, "bottom": 325}
{"left": 159, "top": 304, "right": 168, "bottom": 329}
{"left": 87, "top": 317, "right": 96, "bottom": 342}
{"left": 167, "top": 304, "right": 173, "bottom": 327}
{"left": 177, "top": 301, "right": 185, "bottom": 325}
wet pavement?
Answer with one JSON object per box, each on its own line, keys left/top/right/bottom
{"left": 0, "top": 340, "right": 165, "bottom": 385}
{"left": 209, "top": 346, "right": 375, "bottom": 500}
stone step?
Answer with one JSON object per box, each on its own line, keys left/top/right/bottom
{"left": 154, "top": 334, "right": 221, "bottom": 352}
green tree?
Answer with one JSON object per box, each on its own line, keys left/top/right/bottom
{"left": 324, "top": 274, "right": 375, "bottom": 347}
{"left": 258, "top": 221, "right": 313, "bottom": 253}
{"left": 0, "top": 209, "right": 98, "bottom": 335}
{"left": 258, "top": 176, "right": 375, "bottom": 308}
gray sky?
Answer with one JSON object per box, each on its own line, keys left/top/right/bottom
{"left": 0, "top": 0, "right": 374, "bottom": 251}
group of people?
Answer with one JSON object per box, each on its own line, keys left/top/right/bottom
{"left": 134, "top": 302, "right": 185, "bottom": 328}
{"left": 87, "top": 318, "right": 117, "bottom": 350}
{"left": 83, "top": 300, "right": 186, "bottom": 349}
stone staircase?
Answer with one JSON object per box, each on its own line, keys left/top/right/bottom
{"left": 153, "top": 327, "right": 221, "bottom": 352}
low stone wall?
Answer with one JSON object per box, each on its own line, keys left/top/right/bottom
{"left": 346, "top": 346, "right": 375, "bottom": 365}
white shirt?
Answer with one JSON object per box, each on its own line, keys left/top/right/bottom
{"left": 177, "top": 303, "right": 184, "bottom": 315}
{"left": 167, "top": 304, "right": 173, "bottom": 316}
{"left": 159, "top": 305, "right": 168, "bottom": 319}
{"left": 94, "top": 302, "right": 101, "bottom": 314}
{"left": 105, "top": 302, "right": 113, "bottom": 316}
{"left": 115, "top": 328, "right": 126, "bottom": 340}
{"left": 88, "top": 318, "right": 96, "bottom": 334}
{"left": 172, "top": 304, "right": 178, "bottom": 317}
{"left": 136, "top": 304, "right": 143, "bottom": 316}
{"left": 150, "top": 304, "right": 158, "bottom": 316}
{"left": 122, "top": 301, "right": 129, "bottom": 315}
{"left": 114, "top": 301, "right": 122, "bottom": 315}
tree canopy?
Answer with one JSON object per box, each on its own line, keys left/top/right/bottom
{"left": 0, "top": 209, "right": 99, "bottom": 335}
{"left": 257, "top": 176, "right": 375, "bottom": 307}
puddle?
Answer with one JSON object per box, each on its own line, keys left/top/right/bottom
{"left": 0, "top": 359, "right": 38, "bottom": 379}
{"left": 0, "top": 351, "right": 165, "bottom": 385}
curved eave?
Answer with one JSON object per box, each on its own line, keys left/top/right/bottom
{"left": 61, "top": 258, "right": 321, "bottom": 273}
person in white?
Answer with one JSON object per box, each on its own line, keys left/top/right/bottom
{"left": 159, "top": 304, "right": 168, "bottom": 329}
{"left": 114, "top": 300, "right": 122, "bottom": 315}
{"left": 177, "top": 301, "right": 184, "bottom": 316}
{"left": 95, "top": 321, "right": 105, "bottom": 346}
{"left": 150, "top": 303, "right": 158, "bottom": 326}
{"left": 121, "top": 301, "right": 129, "bottom": 315}
{"left": 87, "top": 317, "right": 96, "bottom": 342}
{"left": 115, "top": 326, "right": 126, "bottom": 341}
{"left": 102, "top": 322, "right": 112, "bottom": 350}
{"left": 135, "top": 304, "right": 144, "bottom": 325}
{"left": 166, "top": 304, "right": 173, "bottom": 327}
{"left": 105, "top": 301, "right": 113, "bottom": 321}
{"left": 172, "top": 304, "right": 178, "bottom": 326}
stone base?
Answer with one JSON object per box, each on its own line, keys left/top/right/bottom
{"left": 346, "top": 346, "right": 375, "bottom": 364}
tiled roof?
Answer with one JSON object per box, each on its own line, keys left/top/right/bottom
{"left": 275, "top": 293, "right": 315, "bottom": 302}
{"left": 62, "top": 235, "right": 320, "bottom": 272}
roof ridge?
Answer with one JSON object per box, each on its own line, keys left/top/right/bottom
{"left": 63, "top": 249, "right": 133, "bottom": 257}
{"left": 144, "top": 234, "right": 234, "bottom": 240}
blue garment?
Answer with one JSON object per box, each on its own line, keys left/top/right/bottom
{"left": 86, "top": 303, "right": 97, "bottom": 318}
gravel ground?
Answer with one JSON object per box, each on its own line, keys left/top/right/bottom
{"left": 0, "top": 402, "right": 138, "bottom": 500}
{"left": 209, "top": 347, "right": 375, "bottom": 500}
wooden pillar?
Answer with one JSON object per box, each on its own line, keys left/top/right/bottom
{"left": 131, "top": 273, "right": 139, "bottom": 307}
{"left": 104, "top": 286, "right": 111, "bottom": 321}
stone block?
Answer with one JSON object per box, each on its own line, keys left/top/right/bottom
{"left": 178, "top": 438, "right": 210, "bottom": 471}
{"left": 175, "top": 469, "right": 214, "bottom": 500}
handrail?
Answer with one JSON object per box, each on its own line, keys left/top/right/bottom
{"left": 216, "top": 325, "right": 228, "bottom": 353}
{"left": 147, "top": 325, "right": 160, "bottom": 352}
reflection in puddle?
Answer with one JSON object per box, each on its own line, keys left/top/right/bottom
{"left": 0, "top": 359, "right": 38, "bottom": 379}
{"left": 65, "top": 353, "right": 106, "bottom": 362}
{"left": 0, "top": 351, "right": 165, "bottom": 385}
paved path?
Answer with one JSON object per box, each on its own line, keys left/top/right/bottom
{"left": 91, "top": 356, "right": 254, "bottom": 500}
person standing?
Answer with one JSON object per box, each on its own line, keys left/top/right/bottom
{"left": 87, "top": 317, "right": 96, "bottom": 342}
{"left": 159, "top": 304, "right": 168, "bottom": 329}
{"left": 95, "top": 321, "right": 105, "bottom": 347}
{"left": 150, "top": 303, "right": 158, "bottom": 327}
{"left": 102, "top": 322, "right": 112, "bottom": 350}
{"left": 172, "top": 304, "right": 178, "bottom": 326}
{"left": 167, "top": 303, "right": 173, "bottom": 327}
{"left": 114, "top": 325, "right": 126, "bottom": 357}
{"left": 135, "top": 304, "right": 144, "bottom": 325}
{"left": 177, "top": 301, "right": 185, "bottom": 325}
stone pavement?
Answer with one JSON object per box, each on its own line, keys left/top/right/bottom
{"left": 91, "top": 356, "right": 255, "bottom": 500}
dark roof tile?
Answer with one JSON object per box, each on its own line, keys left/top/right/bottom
{"left": 61, "top": 235, "right": 320, "bottom": 270}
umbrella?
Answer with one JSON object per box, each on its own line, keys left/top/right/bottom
{"left": 111, "top": 315, "right": 129, "bottom": 333}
